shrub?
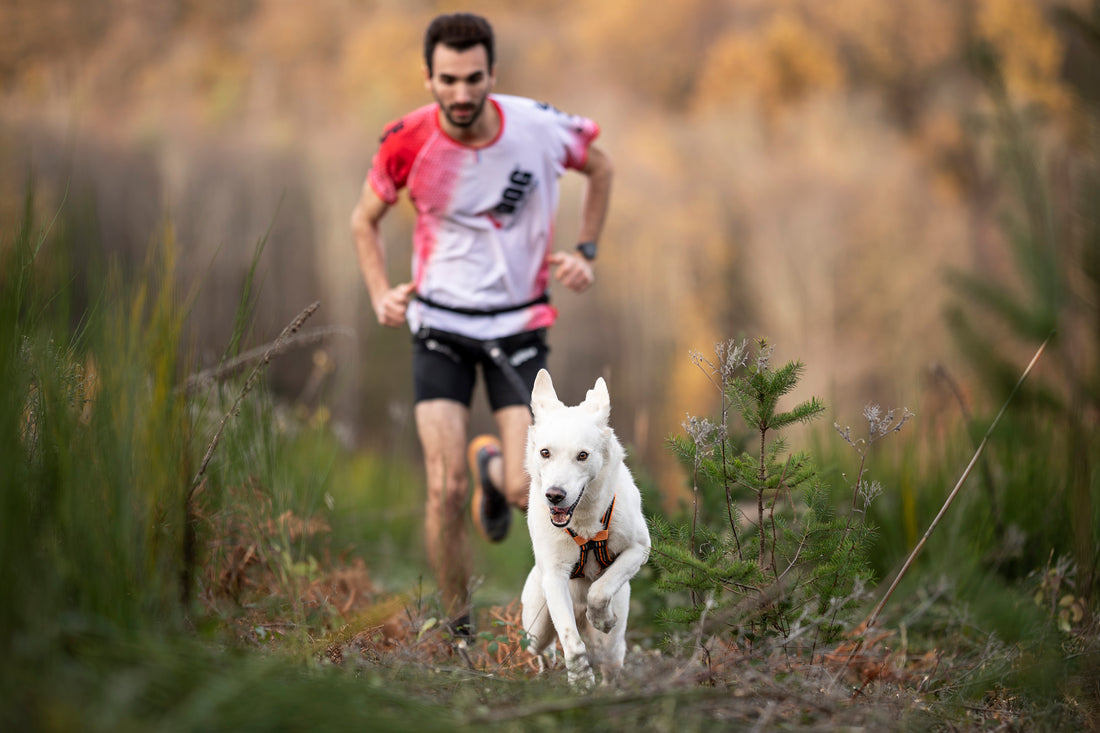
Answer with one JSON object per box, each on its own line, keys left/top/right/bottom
{"left": 651, "top": 338, "right": 909, "bottom": 654}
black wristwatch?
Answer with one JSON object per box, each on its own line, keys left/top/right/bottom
{"left": 576, "top": 241, "right": 598, "bottom": 261}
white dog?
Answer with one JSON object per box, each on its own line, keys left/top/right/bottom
{"left": 521, "top": 369, "right": 651, "bottom": 685}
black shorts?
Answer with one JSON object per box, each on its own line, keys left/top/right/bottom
{"left": 412, "top": 327, "right": 549, "bottom": 410}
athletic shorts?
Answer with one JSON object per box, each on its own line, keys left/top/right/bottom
{"left": 412, "top": 327, "right": 549, "bottom": 410}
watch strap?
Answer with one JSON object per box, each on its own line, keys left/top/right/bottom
{"left": 576, "top": 241, "right": 598, "bottom": 261}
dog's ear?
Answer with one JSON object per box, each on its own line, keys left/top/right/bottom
{"left": 583, "top": 377, "right": 611, "bottom": 425}
{"left": 530, "top": 368, "right": 562, "bottom": 417}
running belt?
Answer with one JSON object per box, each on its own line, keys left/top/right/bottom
{"left": 414, "top": 291, "right": 549, "bottom": 317}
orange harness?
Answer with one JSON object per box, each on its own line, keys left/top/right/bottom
{"left": 564, "top": 496, "right": 616, "bottom": 579}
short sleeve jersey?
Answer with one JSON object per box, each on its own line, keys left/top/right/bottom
{"left": 367, "top": 94, "right": 600, "bottom": 340}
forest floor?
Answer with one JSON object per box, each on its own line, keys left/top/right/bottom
{"left": 194, "top": 495, "right": 1084, "bottom": 732}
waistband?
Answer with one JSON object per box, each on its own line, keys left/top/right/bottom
{"left": 413, "top": 291, "right": 550, "bottom": 317}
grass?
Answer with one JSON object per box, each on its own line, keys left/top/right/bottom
{"left": 2, "top": 190, "right": 1098, "bottom": 732}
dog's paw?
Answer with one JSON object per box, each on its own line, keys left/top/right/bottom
{"left": 586, "top": 601, "right": 618, "bottom": 633}
{"left": 565, "top": 654, "right": 595, "bottom": 688}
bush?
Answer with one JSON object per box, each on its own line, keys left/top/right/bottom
{"left": 651, "top": 338, "right": 909, "bottom": 654}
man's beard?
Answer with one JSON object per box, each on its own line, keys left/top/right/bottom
{"left": 441, "top": 96, "right": 487, "bottom": 129}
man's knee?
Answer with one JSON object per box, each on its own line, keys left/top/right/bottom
{"left": 505, "top": 474, "right": 530, "bottom": 509}
{"left": 426, "top": 465, "right": 469, "bottom": 509}
{"left": 444, "top": 480, "right": 469, "bottom": 513}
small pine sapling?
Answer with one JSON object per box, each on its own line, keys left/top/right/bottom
{"left": 653, "top": 339, "right": 907, "bottom": 655}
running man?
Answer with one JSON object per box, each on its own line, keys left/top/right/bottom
{"left": 350, "top": 13, "right": 613, "bottom": 633}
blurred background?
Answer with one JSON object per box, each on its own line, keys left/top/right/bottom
{"left": 2, "top": 0, "right": 1096, "bottom": 503}
{"left": 3, "top": 5, "right": 1098, "bottom": 726}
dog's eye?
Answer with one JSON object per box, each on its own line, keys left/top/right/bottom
{"left": 540, "top": 448, "right": 550, "bottom": 459}
{"left": 576, "top": 451, "right": 589, "bottom": 461}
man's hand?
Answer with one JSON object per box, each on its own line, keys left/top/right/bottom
{"left": 374, "top": 282, "right": 416, "bottom": 327}
{"left": 548, "top": 251, "right": 594, "bottom": 293}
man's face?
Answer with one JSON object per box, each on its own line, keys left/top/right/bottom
{"left": 425, "top": 43, "right": 495, "bottom": 129}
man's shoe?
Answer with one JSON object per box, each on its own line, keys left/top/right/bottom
{"left": 446, "top": 613, "right": 473, "bottom": 640}
{"left": 468, "top": 434, "right": 511, "bottom": 542}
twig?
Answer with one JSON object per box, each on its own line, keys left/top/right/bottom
{"left": 180, "top": 324, "right": 353, "bottom": 394}
{"left": 775, "top": 536, "right": 809, "bottom": 583}
{"left": 758, "top": 420, "right": 767, "bottom": 567}
{"left": 190, "top": 301, "right": 320, "bottom": 489}
{"left": 691, "top": 593, "right": 715, "bottom": 672}
{"left": 860, "top": 333, "right": 1052, "bottom": 632}
{"left": 768, "top": 455, "right": 793, "bottom": 577}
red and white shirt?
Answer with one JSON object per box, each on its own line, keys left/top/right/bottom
{"left": 367, "top": 94, "right": 600, "bottom": 340}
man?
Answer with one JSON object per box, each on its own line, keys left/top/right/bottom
{"left": 350, "top": 13, "right": 613, "bottom": 633}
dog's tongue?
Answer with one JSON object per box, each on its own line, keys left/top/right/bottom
{"left": 549, "top": 507, "right": 571, "bottom": 526}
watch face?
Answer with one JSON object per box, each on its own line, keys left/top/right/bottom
{"left": 577, "top": 242, "right": 597, "bottom": 260}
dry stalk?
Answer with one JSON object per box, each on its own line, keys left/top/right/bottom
{"left": 180, "top": 324, "right": 353, "bottom": 394}
{"left": 190, "top": 300, "right": 320, "bottom": 490}
{"left": 858, "top": 333, "right": 1053, "bottom": 635}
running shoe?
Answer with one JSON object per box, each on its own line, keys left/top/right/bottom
{"left": 446, "top": 613, "right": 473, "bottom": 640}
{"left": 468, "top": 434, "right": 511, "bottom": 542}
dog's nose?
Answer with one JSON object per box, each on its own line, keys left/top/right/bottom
{"left": 545, "top": 487, "right": 566, "bottom": 505}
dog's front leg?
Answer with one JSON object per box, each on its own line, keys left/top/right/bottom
{"left": 541, "top": 571, "right": 594, "bottom": 686}
{"left": 586, "top": 543, "right": 649, "bottom": 633}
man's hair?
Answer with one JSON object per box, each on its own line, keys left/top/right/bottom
{"left": 423, "top": 13, "right": 495, "bottom": 76}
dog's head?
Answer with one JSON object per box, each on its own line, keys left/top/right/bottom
{"left": 526, "top": 369, "right": 613, "bottom": 528}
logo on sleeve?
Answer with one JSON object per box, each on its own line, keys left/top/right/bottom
{"left": 379, "top": 120, "right": 405, "bottom": 144}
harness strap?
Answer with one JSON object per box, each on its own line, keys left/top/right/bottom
{"left": 565, "top": 496, "right": 617, "bottom": 579}
{"left": 484, "top": 340, "right": 535, "bottom": 415}
{"left": 414, "top": 291, "right": 549, "bottom": 317}
{"left": 414, "top": 326, "right": 545, "bottom": 411}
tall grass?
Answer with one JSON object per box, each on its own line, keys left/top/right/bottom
{"left": 0, "top": 190, "right": 456, "bottom": 732}
{"left": 0, "top": 191, "right": 191, "bottom": 724}
{"left": 1, "top": 188, "right": 190, "bottom": 635}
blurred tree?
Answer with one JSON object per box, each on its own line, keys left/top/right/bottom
{"left": 0, "top": 0, "right": 111, "bottom": 82}
{"left": 978, "top": 0, "right": 1073, "bottom": 117}
{"left": 571, "top": 0, "right": 722, "bottom": 109}
{"left": 340, "top": 8, "right": 428, "bottom": 126}
{"left": 693, "top": 12, "right": 844, "bottom": 115}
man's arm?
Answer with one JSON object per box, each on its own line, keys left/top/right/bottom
{"left": 549, "top": 143, "right": 614, "bottom": 292}
{"left": 351, "top": 181, "right": 415, "bottom": 327}
{"left": 577, "top": 143, "right": 613, "bottom": 245}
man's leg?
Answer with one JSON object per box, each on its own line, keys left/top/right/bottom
{"left": 469, "top": 403, "right": 534, "bottom": 541}
{"left": 414, "top": 398, "right": 472, "bottom": 621}
{"left": 470, "top": 329, "right": 545, "bottom": 531}
{"left": 493, "top": 405, "right": 532, "bottom": 511}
